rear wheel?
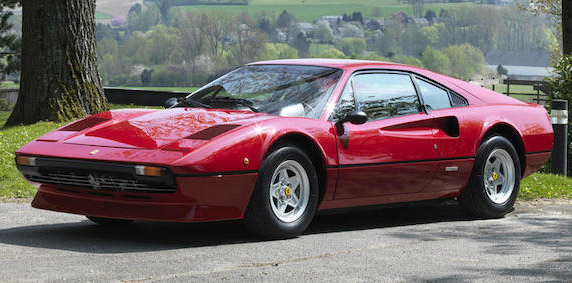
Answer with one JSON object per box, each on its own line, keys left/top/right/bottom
{"left": 459, "top": 136, "right": 521, "bottom": 218}
{"left": 244, "top": 145, "right": 319, "bottom": 239}
{"left": 86, "top": 216, "right": 134, "bottom": 225}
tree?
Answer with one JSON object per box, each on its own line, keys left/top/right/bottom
{"left": 310, "top": 23, "right": 333, "bottom": 43}
{"left": 335, "top": 37, "right": 366, "bottom": 57}
{"left": 497, "top": 64, "right": 508, "bottom": 76}
{"left": 421, "top": 46, "right": 451, "bottom": 76}
{"left": 0, "top": 3, "right": 20, "bottom": 83}
{"left": 293, "top": 32, "right": 310, "bottom": 57}
{"left": 5, "top": 0, "right": 107, "bottom": 126}
{"left": 425, "top": 10, "right": 436, "bottom": 22}
{"left": 276, "top": 10, "right": 294, "bottom": 28}
{"left": 320, "top": 47, "right": 346, "bottom": 59}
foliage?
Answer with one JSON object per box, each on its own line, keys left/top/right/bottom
{"left": 335, "top": 37, "right": 366, "bottom": 57}
{"left": 392, "top": 55, "right": 424, "bottom": 68}
{"left": 293, "top": 32, "right": 310, "bottom": 58}
{"left": 309, "top": 23, "right": 333, "bottom": 44}
{"left": 0, "top": 98, "right": 11, "bottom": 111}
{"left": 263, "top": 43, "right": 298, "bottom": 60}
{"left": 421, "top": 46, "right": 450, "bottom": 75}
{"left": 545, "top": 54, "right": 572, "bottom": 176}
{"left": 442, "top": 43, "right": 485, "bottom": 80}
{"left": 0, "top": 5, "right": 20, "bottom": 81}
{"left": 497, "top": 64, "right": 508, "bottom": 76}
{"left": 319, "top": 47, "right": 346, "bottom": 59}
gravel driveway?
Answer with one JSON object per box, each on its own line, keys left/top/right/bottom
{"left": 0, "top": 199, "right": 570, "bottom": 282}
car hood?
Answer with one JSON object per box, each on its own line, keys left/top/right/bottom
{"left": 63, "top": 108, "right": 269, "bottom": 149}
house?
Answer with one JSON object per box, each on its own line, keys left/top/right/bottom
{"left": 315, "top": 15, "right": 342, "bottom": 25}
{"left": 411, "top": 17, "right": 429, "bottom": 26}
{"left": 297, "top": 22, "right": 314, "bottom": 34}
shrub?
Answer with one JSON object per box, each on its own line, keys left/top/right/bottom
{"left": 546, "top": 54, "right": 572, "bottom": 176}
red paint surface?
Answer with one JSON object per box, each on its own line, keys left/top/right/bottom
{"left": 17, "top": 59, "right": 553, "bottom": 223}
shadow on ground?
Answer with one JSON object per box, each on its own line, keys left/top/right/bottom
{"left": 0, "top": 201, "right": 473, "bottom": 253}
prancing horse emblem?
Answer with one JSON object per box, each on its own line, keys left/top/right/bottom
{"left": 87, "top": 174, "right": 101, "bottom": 190}
{"left": 90, "top": 150, "right": 99, "bottom": 155}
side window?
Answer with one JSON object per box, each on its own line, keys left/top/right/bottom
{"left": 450, "top": 91, "right": 469, "bottom": 107}
{"left": 353, "top": 73, "right": 420, "bottom": 121}
{"left": 330, "top": 83, "right": 356, "bottom": 121}
{"left": 415, "top": 78, "right": 451, "bottom": 110}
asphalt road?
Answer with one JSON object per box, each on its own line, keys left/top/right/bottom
{"left": 0, "top": 200, "right": 571, "bottom": 282}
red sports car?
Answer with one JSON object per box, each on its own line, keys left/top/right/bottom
{"left": 16, "top": 59, "right": 553, "bottom": 238}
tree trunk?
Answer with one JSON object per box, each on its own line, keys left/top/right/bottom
{"left": 4, "top": 0, "right": 107, "bottom": 127}
{"left": 564, "top": 0, "right": 572, "bottom": 55}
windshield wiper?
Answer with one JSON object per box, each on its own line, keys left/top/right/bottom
{"left": 203, "top": 97, "right": 259, "bottom": 112}
{"left": 180, "top": 97, "right": 212, "bottom": 109}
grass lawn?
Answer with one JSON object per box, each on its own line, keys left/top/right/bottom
{"left": 1, "top": 81, "right": 19, "bottom": 89}
{"left": 0, "top": 112, "right": 66, "bottom": 198}
{"left": 177, "top": 1, "right": 475, "bottom": 22}
{"left": 520, "top": 173, "right": 572, "bottom": 200}
{"left": 486, "top": 84, "right": 545, "bottom": 103}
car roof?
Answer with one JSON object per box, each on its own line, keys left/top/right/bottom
{"left": 248, "top": 58, "right": 407, "bottom": 70}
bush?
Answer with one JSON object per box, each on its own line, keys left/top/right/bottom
{"left": 546, "top": 54, "right": 572, "bottom": 176}
{"left": 150, "top": 65, "right": 187, "bottom": 86}
{"left": 0, "top": 98, "right": 13, "bottom": 111}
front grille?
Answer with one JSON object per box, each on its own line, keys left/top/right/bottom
{"left": 20, "top": 157, "right": 177, "bottom": 194}
{"left": 28, "top": 172, "right": 176, "bottom": 193}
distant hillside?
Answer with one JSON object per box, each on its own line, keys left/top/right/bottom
{"left": 96, "top": 0, "right": 144, "bottom": 18}
{"left": 178, "top": 0, "right": 476, "bottom": 22}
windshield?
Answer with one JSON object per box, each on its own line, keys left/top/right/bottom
{"left": 183, "top": 65, "right": 343, "bottom": 119}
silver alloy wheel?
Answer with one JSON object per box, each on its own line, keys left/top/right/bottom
{"left": 269, "top": 160, "right": 310, "bottom": 223}
{"left": 483, "top": 148, "right": 516, "bottom": 204}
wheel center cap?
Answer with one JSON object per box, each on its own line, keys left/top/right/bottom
{"left": 492, "top": 172, "right": 498, "bottom": 181}
{"left": 284, "top": 186, "right": 291, "bottom": 196}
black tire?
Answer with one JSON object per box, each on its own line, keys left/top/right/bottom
{"left": 86, "top": 216, "right": 134, "bottom": 225}
{"left": 243, "top": 145, "right": 319, "bottom": 239}
{"left": 459, "top": 136, "right": 521, "bottom": 218}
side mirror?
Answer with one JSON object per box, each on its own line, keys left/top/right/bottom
{"left": 164, "top": 97, "right": 179, "bottom": 109}
{"left": 335, "top": 110, "right": 368, "bottom": 135}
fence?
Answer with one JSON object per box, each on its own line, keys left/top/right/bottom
{"left": 501, "top": 79, "right": 551, "bottom": 106}
{"left": 103, "top": 88, "right": 187, "bottom": 106}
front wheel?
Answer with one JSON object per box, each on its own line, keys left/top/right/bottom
{"left": 243, "top": 145, "right": 319, "bottom": 239}
{"left": 459, "top": 136, "right": 521, "bottom": 218}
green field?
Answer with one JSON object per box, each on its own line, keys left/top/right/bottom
{"left": 121, "top": 86, "right": 199, "bottom": 93}
{"left": 178, "top": 0, "right": 475, "bottom": 22}
{"left": 486, "top": 84, "right": 546, "bottom": 103}
{"left": 95, "top": 11, "right": 113, "bottom": 20}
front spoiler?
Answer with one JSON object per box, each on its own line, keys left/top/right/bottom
{"left": 31, "top": 172, "right": 258, "bottom": 223}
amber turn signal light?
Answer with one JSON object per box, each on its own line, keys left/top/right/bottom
{"left": 16, "top": 156, "right": 37, "bottom": 166}
{"left": 135, "top": 165, "right": 162, "bottom": 177}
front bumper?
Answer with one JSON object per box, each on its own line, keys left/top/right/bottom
{"left": 30, "top": 173, "right": 258, "bottom": 223}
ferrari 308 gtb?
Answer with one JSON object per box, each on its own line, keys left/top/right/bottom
{"left": 16, "top": 59, "right": 553, "bottom": 238}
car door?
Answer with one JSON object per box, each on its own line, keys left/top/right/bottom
{"left": 412, "top": 76, "right": 475, "bottom": 194}
{"left": 332, "top": 71, "right": 441, "bottom": 199}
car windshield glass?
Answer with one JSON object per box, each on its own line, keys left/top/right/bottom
{"left": 184, "top": 65, "right": 343, "bottom": 119}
